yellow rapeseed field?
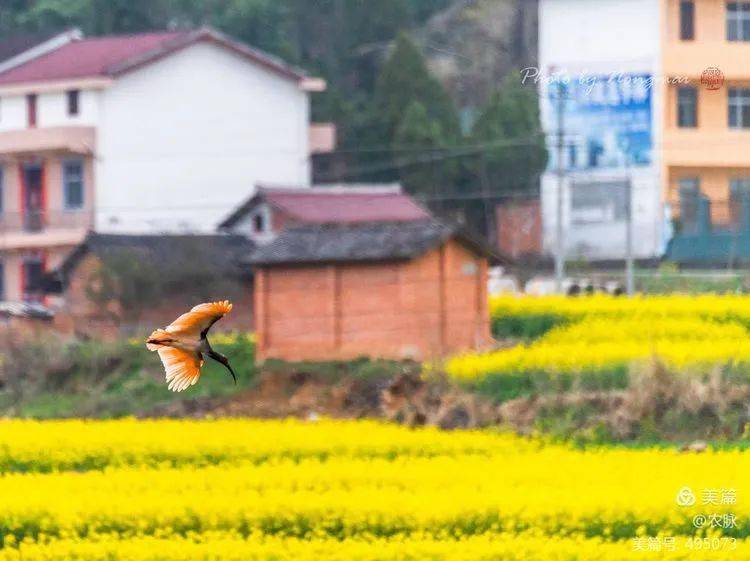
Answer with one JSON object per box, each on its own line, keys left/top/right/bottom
{"left": 447, "top": 295, "right": 750, "bottom": 382}
{"left": 0, "top": 418, "right": 747, "bottom": 559}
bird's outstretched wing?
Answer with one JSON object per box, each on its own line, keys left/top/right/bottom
{"left": 165, "top": 300, "right": 233, "bottom": 338}
{"left": 158, "top": 347, "right": 203, "bottom": 392}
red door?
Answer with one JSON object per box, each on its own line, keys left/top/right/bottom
{"left": 22, "top": 163, "right": 44, "bottom": 231}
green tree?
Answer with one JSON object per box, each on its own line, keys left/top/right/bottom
{"left": 471, "top": 73, "right": 547, "bottom": 195}
{"left": 393, "top": 100, "right": 455, "bottom": 196}
{"left": 374, "top": 32, "right": 459, "bottom": 141}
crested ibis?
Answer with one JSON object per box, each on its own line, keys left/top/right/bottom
{"left": 146, "top": 300, "right": 237, "bottom": 392}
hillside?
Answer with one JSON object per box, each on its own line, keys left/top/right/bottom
{"left": 419, "top": 0, "right": 538, "bottom": 111}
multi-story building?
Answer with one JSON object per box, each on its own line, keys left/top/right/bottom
{"left": 538, "top": 0, "right": 664, "bottom": 262}
{"left": 0, "top": 27, "right": 326, "bottom": 302}
{"left": 540, "top": 0, "right": 750, "bottom": 266}
{"left": 663, "top": 0, "right": 750, "bottom": 265}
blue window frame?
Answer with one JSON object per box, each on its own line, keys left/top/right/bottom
{"left": 728, "top": 2, "right": 750, "bottom": 41}
{"left": 63, "top": 160, "right": 84, "bottom": 209}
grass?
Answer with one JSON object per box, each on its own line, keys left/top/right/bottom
{"left": 472, "top": 366, "right": 630, "bottom": 403}
{"left": 491, "top": 313, "right": 568, "bottom": 340}
{"left": 0, "top": 334, "right": 258, "bottom": 418}
{"left": 261, "top": 356, "right": 420, "bottom": 382}
{"left": 0, "top": 334, "right": 419, "bottom": 419}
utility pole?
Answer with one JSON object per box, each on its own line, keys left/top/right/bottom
{"left": 554, "top": 77, "right": 566, "bottom": 293}
{"left": 625, "top": 172, "right": 634, "bottom": 295}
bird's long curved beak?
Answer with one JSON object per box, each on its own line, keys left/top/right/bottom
{"left": 225, "top": 362, "right": 237, "bottom": 385}
{"left": 208, "top": 350, "right": 238, "bottom": 385}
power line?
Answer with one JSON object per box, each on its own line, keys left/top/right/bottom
{"left": 316, "top": 136, "right": 546, "bottom": 182}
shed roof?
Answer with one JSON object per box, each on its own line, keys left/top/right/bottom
{"left": 219, "top": 185, "right": 431, "bottom": 229}
{"left": 47, "top": 232, "right": 255, "bottom": 291}
{"left": 0, "top": 27, "right": 308, "bottom": 86}
{"left": 246, "top": 220, "right": 501, "bottom": 266}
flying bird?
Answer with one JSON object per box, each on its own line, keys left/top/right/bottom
{"left": 146, "top": 300, "right": 237, "bottom": 392}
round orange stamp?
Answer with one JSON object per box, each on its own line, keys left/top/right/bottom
{"left": 701, "top": 67, "right": 724, "bottom": 90}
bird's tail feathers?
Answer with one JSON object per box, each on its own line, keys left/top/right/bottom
{"left": 146, "top": 329, "right": 174, "bottom": 351}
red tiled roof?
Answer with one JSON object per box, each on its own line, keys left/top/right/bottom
{"left": 0, "top": 31, "right": 186, "bottom": 85}
{"left": 220, "top": 187, "right": 432, "bottom": 228}
{"left": 0, "top": 28, "right": 306, "bottom": 86}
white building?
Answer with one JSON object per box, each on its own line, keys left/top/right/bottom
{"left": 0, "top": 27, "right": 328, "bottom": 301}
{"left": 538, "top": 0, "right": 664, "bottom": 261}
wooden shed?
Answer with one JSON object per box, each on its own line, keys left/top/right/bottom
{"left": 248, "top": 220, "right": 500, "bottom": 362}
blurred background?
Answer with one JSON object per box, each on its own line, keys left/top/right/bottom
{"left": 0, "top": 4, "right": 749, "bottom": 560}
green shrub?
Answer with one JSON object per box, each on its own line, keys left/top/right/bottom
{"left": 491, "top": 313, "right": 568, "bottom": 340}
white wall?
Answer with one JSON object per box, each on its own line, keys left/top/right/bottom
{"left": 95, "top": 41, "right": 310, "bottom": 233}
{"left": 0, "top": 89, "right": 100, "bottom": 131}
{"left": 0, "top": 95, "right": 26, "bottom": 130}
{"left": 539, "top": 0, "right": 660, "bottom": 68}
{"left": 38, "top": 89, "right": 100, "bottom": 128}
{"left": 541, "top": 168, "right": 664, "bottom": 260}
{"left": 231, "top": 202, "right": 276, "bottom": 243}
{"left": 538, "top": 0, "right": 663, "bottom": 260}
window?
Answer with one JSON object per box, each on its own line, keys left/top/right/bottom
{"left": 26, "top": 94, "right": 37, "bottom": 128}
{"left": 728, "top": 2, "right": 750, "bottom": 40}
{"left": 67, "top": 90, "right": 79, "bottom": 116}
{"left": 252, "top": 213, "right": 265, "bottom": 233}
{"left": 63, "top": 160, "right": 84, "bottom": 209}
{"left": 729, "top": 88, "right": 750, "bottom": 128}
{"left": 677, "top": 86, "right": 697, "bottom": 127}
{"left": 22, "top": 258, "right": 44, "bottom": 302}
{"left": 680, "top": 0, "right": 695, "bottom": 40}
{"left": 567, "top": 144, "right": 578, "bottom": 168}
{"left": 570, "top": 181, "right": 628, "bottom": 225}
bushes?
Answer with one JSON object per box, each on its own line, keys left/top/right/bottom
{"left": 0, "top": 334, "right": 257, "bottom": 418}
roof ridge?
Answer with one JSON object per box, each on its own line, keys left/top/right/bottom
{"left": 287, "top": 218, "right": 443, "bottom": 230}
{"left": 0, "top": 26, "right": 309, "bottom": 86}
{"left": 260, "top": 183, "right": 402, "bottom": 195}
{"left": 73, "top": 30, "right": 188, "bottom": 42}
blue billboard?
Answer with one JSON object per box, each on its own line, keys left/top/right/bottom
{"left": 547, "top": 73, "right": 653, "bottom": 170}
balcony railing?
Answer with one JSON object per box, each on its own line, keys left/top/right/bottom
{"left": 0, "top": 210, "right": 93, "bottom": 234}
{"left": 667, "top": 195, "right": 750, "bottom": 266}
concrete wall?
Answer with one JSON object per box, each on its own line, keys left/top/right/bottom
{"left": 541, "top": 168, "right": 664, "bottom": 260}
{"left": 254, "top": 239, "right": 490, "bottom": 362}
{"left": 95, "top": 41, "right": 310, "bottom": 233}
{"left": 539, "top": 0, "right": 660, "bottom": 66}
{"left": 538, "top": 0, "right": 663, "bottom": 260}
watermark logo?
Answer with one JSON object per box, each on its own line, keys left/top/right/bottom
{"left": 701, "top": 67, "right": 724, "bottom": 90}
{"left": 676, "top": 486, "right": 696, "bottom": 507}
